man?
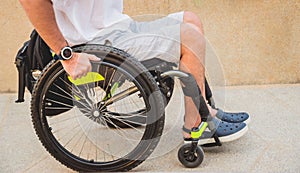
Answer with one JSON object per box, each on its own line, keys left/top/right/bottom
{"left": 19, "top": 0, "right": 249, "bottom": 143}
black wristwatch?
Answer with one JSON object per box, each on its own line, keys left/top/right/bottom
{"left": 59, "top": 46, "right": 73, "bottom": 60}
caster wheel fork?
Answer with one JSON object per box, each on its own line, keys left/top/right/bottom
{"left": 178, "top": 141, "right": 204, "bottom": 168}
{"left": 178, "top": 122, "right": 208, "bottom": 168}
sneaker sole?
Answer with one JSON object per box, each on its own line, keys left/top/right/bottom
{"left": 197, "top": 125, "right": 248, "bottom": 145}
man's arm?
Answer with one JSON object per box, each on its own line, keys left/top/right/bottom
{"left": 19, "top": 0, "right": 66, "bottom": 55}
{"left": 19, "top": 0, "right": 99, "bottom": 79}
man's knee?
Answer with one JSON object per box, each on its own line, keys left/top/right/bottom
{"left": 181, "top": 23, "right": 206, "bottom": 48}
{"left": 183, "top": 11, "right": 204, "bottom": 34}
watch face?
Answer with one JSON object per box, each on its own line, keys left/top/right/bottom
{"left": 62, "top": 47, "right": 73, "bottom": 60}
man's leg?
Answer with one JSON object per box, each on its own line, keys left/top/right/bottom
{"left": 179, "top": 11, "right": 207, "bottom": 138}
{"left": 180, "top": 12, "right": 249, "bottom": 141}
{"left": 183, "top": 12, "right": 250, "bottom": 125}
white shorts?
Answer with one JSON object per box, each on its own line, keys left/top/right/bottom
{"left": 88, "top": 12, "right": 184, "bottom": 64}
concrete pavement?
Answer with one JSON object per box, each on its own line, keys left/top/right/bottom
{"left": 0, "top": 84, "right": 299, "bottom": 173}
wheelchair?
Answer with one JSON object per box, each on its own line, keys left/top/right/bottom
{"left": 30, "top": 44, "right": 221, "bottom": 172}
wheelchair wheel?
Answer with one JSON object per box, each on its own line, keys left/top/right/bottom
{"left": 178, "top": 144, "right": 204, "bottom": 168}
{"left": 31, "top": 45, "right": 165, "bottom": 172}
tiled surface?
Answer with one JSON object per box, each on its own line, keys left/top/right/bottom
{"left": 0, "top": 84, "right": 299, "bottom": 172}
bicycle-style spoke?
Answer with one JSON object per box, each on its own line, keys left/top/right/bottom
{"left": 49, "top": 114, "right": 82, "bottom": 126}
{"left": 101, "top": 86, "right": 139, "bottom": 108}
{"left": 104, "top": 110, "right": 146, "bottom": 127}
{"left": 105, "top": 113, "right": 145, "bottom": 131}
{"left": 45, "top": 98, "right": 74, "bottom": 108}
{"left": 102, "top": 116, "right": 142, "bottom": 147}
{"left": 48, "top": 89, "right": 72, "bottom": 102}
{"left": 104, "top": 69, "right": 117, "bottom": 96}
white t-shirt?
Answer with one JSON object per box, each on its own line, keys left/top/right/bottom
{"left": 52, "top": 0, "right": 130, "bottom": 45}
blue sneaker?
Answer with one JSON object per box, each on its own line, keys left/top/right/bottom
{"left": 198, "top": 117, "right": 248, "bottom": 145}
{"left": 216, "top": 109, "right": 250, "bottom": 124}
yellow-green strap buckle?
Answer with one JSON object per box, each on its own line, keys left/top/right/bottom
{"left": 190, "top": 122, "right": 208, "bottom": 139}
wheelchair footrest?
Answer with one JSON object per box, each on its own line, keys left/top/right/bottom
{"left": 201, "top": 133, "right": 222, "bottom": 147}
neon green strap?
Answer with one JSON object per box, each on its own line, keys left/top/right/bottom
{"left": 68, "top": 72, "right": 105, "bottom": 101}
{"left": 190, "top": 122, "right": 208, "bottom": 139}
{"left": 68, "top": 72, "right": 104, "bottom": 85}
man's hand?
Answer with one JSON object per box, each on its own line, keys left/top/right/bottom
{"left": 61, "top": 53, "right": 100, "bottom": 80}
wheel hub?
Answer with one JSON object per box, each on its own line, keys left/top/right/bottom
{"left": 85, "top": 108, "right": 109, "bottom": 126}
{"left": 92, "top": 110, "right": 101, "bottom": 118}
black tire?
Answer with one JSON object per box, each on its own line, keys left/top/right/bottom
{"left": 31, "top": 44, "right": 165, "bottom": 172}
{"left": 178, "top": 144, "right": 204, "bottom": 168}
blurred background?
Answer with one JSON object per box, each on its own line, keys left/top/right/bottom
{"left": 0, "top": 0, "right": 299, "bottom": 92}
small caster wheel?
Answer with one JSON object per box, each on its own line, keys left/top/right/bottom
{"left": 178, "top": 143, "right": 204, "bottom": 168}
